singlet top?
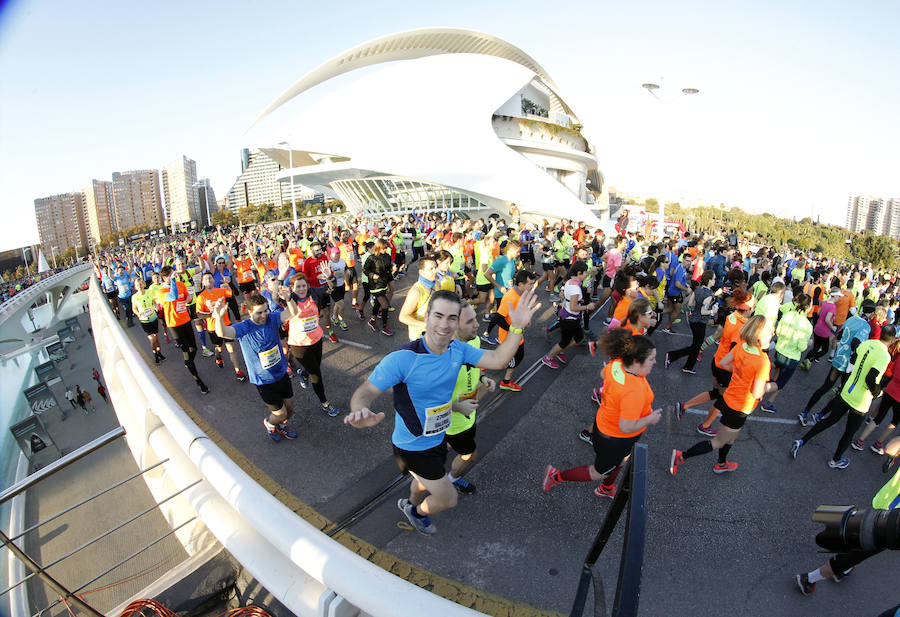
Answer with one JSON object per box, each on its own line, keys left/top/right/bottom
{"left": 722, "top": 343, "right": 771, "bottom": 413}
{"left": 595, "top": 359, "right": 654, "bottom": 439}
{"left": 287, "top": 295, "right": 323, "bottom": 347}
{"left": 447, "top": 337, "right": 482, "bottom": 436}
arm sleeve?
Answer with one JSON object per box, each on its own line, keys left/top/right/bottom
{"left": 165, "top": 276, "right": 179, "bottom": 301}
{"left": 866, "top": 367, "right": 883, "bottom": 398}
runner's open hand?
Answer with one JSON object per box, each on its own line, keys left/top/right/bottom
{"left": 507, "top": 285, "right": 541, "bottom": 329}
{"left": 344, "top": 408, "right": 385, "bottom": 428}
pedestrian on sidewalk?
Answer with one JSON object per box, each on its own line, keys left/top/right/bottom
{"left": 75, "top": 385, "right": 87, "bottom": 414}
{"left": 81, "top": 389, "right": 94, "bottom": 412}
{"left": 97, "top": 383, "right": 108, "bottom": 403}
{"left": 65, "top": 387, "right": 77, "bottom": 409}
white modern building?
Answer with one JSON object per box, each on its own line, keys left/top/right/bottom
{"left": 246, "top": 28, "right": 607, "bottom": 226}
{"left": 162, "top": 155, "right": 202, "bottom": 228}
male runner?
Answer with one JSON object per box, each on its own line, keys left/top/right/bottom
{"left": 344, "top": 287, "right": 540, "bottom": 535}
{"left": 211, "top": 290, "right": 299, "bottom": 441}
{"left": 196, "top": 272, "right": 247, "bottom": 381}
{"left": 157, "top": 266, "right": 209, "bottom": 394}
{"left": 398, "top": 254, "right": 437, "bottom": 341}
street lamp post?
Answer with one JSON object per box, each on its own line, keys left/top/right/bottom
{"left": 278, "top": 141, "right": 298, "bottom": 227}
{"left": 51, "top": 246, "right": 58, "bottom": 269}
{"left": 641, "top": 82, "right": 700, "bottom": 239}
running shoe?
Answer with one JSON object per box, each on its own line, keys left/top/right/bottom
{"left": 368, "top": 318, "right": 378, "bottom": 332}
{"left": 339, "top": 320, "right": 348, "bottom": 331}
{"left": 154, "top": 351, "right": 161, "bottom": 364}
{"left": 682, "top": 368, "right": 697, "bottom": 375}
{"left": 298, "top": 371, "right": 310, "bottom": 389}
{"left": 216, "top": 358, "right": 224, "bottom": 368}
{"left": 543, "top": 326, "right": 551, "bottom": 341}
{"left": 200, "top": 347, "right": 214, "bottom": 358}
{"left": 331, "top": 315, "right": 338, "bottom": 325}
{"left": 828, "top": 458, "right": 850, "bottom": 469}
{"left": 590, "top": 387, "right": 603, "bottom": 406}
{"left": 388, "top": 306, "right": 395, "bottom": 312}
{"left": 812, "top": 411, "right": 826, "bottom": 424}
{"left": 398, "top": 498, "right": 436, "bottom": 535}
{"left": 603, "top": 317, "right": 612, "bottom": 326}
{"left": 276, "top": 422, "right": 298, "bottom": 440}
{"left": 664, "top": 352, "right": 671, "bottom": 369}
{"left": 697, "top": 424, "right": 717, "bottom": 437}
{"left": 669, "top": 449, "right": 685, "bottom": 476}
{"left": 557, "top": 351, "right": 568, "bottom": 364}
{"left": 235, "top": 370, "right": 247, "bottom": 382}
{"left": 452, "top": 477, "right": 477, "bottom": 495}
{"left": 541, "top": 355, "right": 561, "bottom": 369}
{"left": 322, "top": 402, "right": 339, "bottom": 417}
{"left": 157, "top": 351, "right": 166, "bottom": 361}
{"left": 797, "top": 411, "right": 810, "bottom": 427}
{"left": 673, "top": 401, "right": 686, "bottom": 421}
{"left": 594, "top": 484, "right": 616, "bottom": 499}
{"left": 328, "top": 332, "right": 339, "bottom": 343}
{"left": 198, "top": 381, "right": 210, "bottom": 395}
{"left": 832, "top": 566, "right": 854, "bottom": 582}
{"left": 263, "top": 419, "right": 283, "bottom": 442}
{"left": 482, "top": 314, "right": 492, "bottom": 323}
{"left": 356, "top": 307, "right": 365, "bottom": 320}
{"left": 661, "top": 327, "right": 673, "bottom": 334}
{"left": 790, "top": 440, "right": 803, "bottom": 459}
{"left": 499, "top": 380, "right": 523, "bottom": 392}
{"left": 759, "top": 401, "right": 777, "bottom": 413}
{"left": 713, "top": 461, "right": 739, "bottom": 474}
{"left": 578, "top": 429, "right": 593, "bottom": 445}
{"left": 588, "top": 340, "right": 597, "bottom": 357}
{"left": 850, "top": 439, "right": 865, "bottom": 451}
{"left": 480, "top": 334, "right": 499, "bottom": 346}
{"left": 542, "top": 464, "right": 561, "bottom": 491}
{"left": 696, "top": 352, "right": 703, "bottom": 362}
{"left": 870, "top": 441, "right": 885, "bottom": 455}
{"left": 381, "top": 327, "right": 394, "bottom": 337}
{"left": 584, "top": 329, "right": 598, "bottom": 341}
{"left": 795, "top": 573, "right": 816, "bottom": 596}
{"left": 799, "top": 359, "right": 812, "bottom": 371}
{"left": 673, "top": 318, "right": 682, "bottom": 324}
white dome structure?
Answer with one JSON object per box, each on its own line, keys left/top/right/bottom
{"left": 248, "top": 27, "right": 607, "bottom": 225}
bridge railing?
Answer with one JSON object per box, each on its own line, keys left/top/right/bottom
{"left": 0, "top": 264, "right": 92, "bottom": 316}
{"left": 88, "top": 276, "right": 487, "bottom": 617}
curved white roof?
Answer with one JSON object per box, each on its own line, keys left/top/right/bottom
{"left": 249, "top": 27, "right": 573, "bottom": 129}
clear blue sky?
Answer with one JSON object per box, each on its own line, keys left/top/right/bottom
{"left": 1, "top": 0, "right": 898, "bottom": 252}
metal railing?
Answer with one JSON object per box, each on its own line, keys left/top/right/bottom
{"left": 0, "top": 427, "right": 197, "bottom": 617}
{"left": 87, "top": 276, "right": 488, "bottom": 617}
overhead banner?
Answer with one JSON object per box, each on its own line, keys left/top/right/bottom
{"left": 10, "top": 414, "right": 60, "bottom": 466}
{"left": 24, "top": 382, "right": 58, "bottom": 414}
{"left": 46, "top": 341, "right": 67, "bottom": 361}
{"left": 34, "top": 361, "right": 62, "bottom": 386}
{"left": 64, "top": 317, "right": 82, "bottom": 332}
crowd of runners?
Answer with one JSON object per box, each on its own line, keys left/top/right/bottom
{"left": 89, "top": 210, "right": 900, "bottom": 600}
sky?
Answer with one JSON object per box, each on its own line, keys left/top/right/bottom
{"left": 1, "top": 0, "right": 899, "bottom": 252}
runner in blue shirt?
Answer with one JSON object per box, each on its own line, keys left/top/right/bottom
{"left": 114, "top": 266, "right": 135, "bottom": 327}
{"left": 345, "top": 287, "right": 540, "bottom": 535}
{"left": 211, "top": 289, "right": 300, "bottom": 443}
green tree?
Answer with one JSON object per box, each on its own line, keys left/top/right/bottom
{"left": 211, "top": 208, "right": 237, "bottom": 226}
{"left": 851, "top": 232, "right": 898, "bottom": 269}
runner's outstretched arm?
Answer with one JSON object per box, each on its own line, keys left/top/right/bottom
{"left": 477, "top": 287, "right": 541, "bottom": 370}
{"left": 345, "top": 381, "right": 386, "bottom": 428}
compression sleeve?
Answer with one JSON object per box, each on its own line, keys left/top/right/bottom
{"left": 866, "top": 367, "right": 883, "bottom": 398}
{"left": 165, "top": 275, "right": 179, "bottom": 301}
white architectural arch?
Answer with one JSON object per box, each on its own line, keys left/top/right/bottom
{"left": 246, "top": 28, "right": 607, "bottom": 225}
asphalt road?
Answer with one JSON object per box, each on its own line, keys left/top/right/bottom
{"left": 118, "top": 271, "right": 899, "bottom": 617}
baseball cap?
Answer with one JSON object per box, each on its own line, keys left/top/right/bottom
{"left": 861, "top": 299, "right": 877, "bottom": 314}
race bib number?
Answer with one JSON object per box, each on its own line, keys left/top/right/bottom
{"left": 423, "top": 401, "right": 452, "bottom": 436}
{"left": 258, "top": 345, "right": 280, "bottom": 370}
{"left": 175, "top": 301, "right": 187, "bottom": 314}
{"left": 140, "top": 308, "right": 155, "bottom": 320}
{"left": 185, "top": 284, "right": 194, "bottom": 294}
{"left": 298, "top": 314, "right": 318, "bottom": 332}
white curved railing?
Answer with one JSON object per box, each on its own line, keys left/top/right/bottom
{"left": 88, "top": 277, "right": 487, "bottom": 617}
{"left": 0, "top": 264, "right": 92, "bottom": 316}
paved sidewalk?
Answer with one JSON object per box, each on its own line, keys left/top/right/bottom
{"left": 18, "top": 312, "right": 187, "bottom": 617}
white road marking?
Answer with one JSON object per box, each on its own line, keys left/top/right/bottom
{"left": 338, "top": 339, "right": 373, "bottom": 350}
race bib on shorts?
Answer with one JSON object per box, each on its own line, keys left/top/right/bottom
{"left": 423, "top": 401, "right": 452, "bottom": 436}
{"left": 258, "top": 345, "right": 280, "bottom": 370}
{"left": 140, "top": 308, "right": 155, "bottom": 321}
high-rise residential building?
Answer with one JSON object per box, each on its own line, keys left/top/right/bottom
{"left": 225, "top": 149, "right": 290, "bottom": 213}
{"left": 34, "top": 193, "right": 88, "bottom": 256}
{"left": 112, "top": 169, "right": 164, "bottom": 231}
{"left": 82, "top": 179, "right": 116, "bottom": 245}
{"left": 193, "top": 178, "right": 217, "bottom": 225}
{"left": 847, "top": 195, "right": 900, "bottom": 238}
{"left": 162, "top": 155, "right": 201, "bottom": 228}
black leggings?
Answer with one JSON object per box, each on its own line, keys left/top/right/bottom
{"left": 832, "top": 411, "right": 867, "bottom": 461}
{"left": 171, "top": 322, "right": 200, "bottom": 382}
{"left": 668, "top": 321, "right": 706, "bottom": 370}
{"left": 830, "top": 548, "right": 882, "bottom": 577}
{"left": 805, "top": 369, "right": 848, "bottom": 411}
{"left": 872, "top": 391, "right": 900, "bottom": 426}
{"left": 289, "top": 340, "right": 327, "bottom": 403}
{"left": 801, "top": 396, "right": 851, "bottom": 445}
{"left": 806, "top": 333, "right": 830, "bottom": 362}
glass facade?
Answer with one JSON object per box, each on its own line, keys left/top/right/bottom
{"left": 330, "top": 176, "right": 491, "bottom": 216}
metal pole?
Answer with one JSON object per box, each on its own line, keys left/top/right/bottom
{"left": 0, "top": 528, "right": 104, "bottom": 617}
{"left": 205, "top": 182, "right": 211, "bottom": 228}
{"left": 289, "top": 147, "right": 298, "bottom": 227}
{"left": 0, "top": 427, "right": 125, "bottom": 505}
